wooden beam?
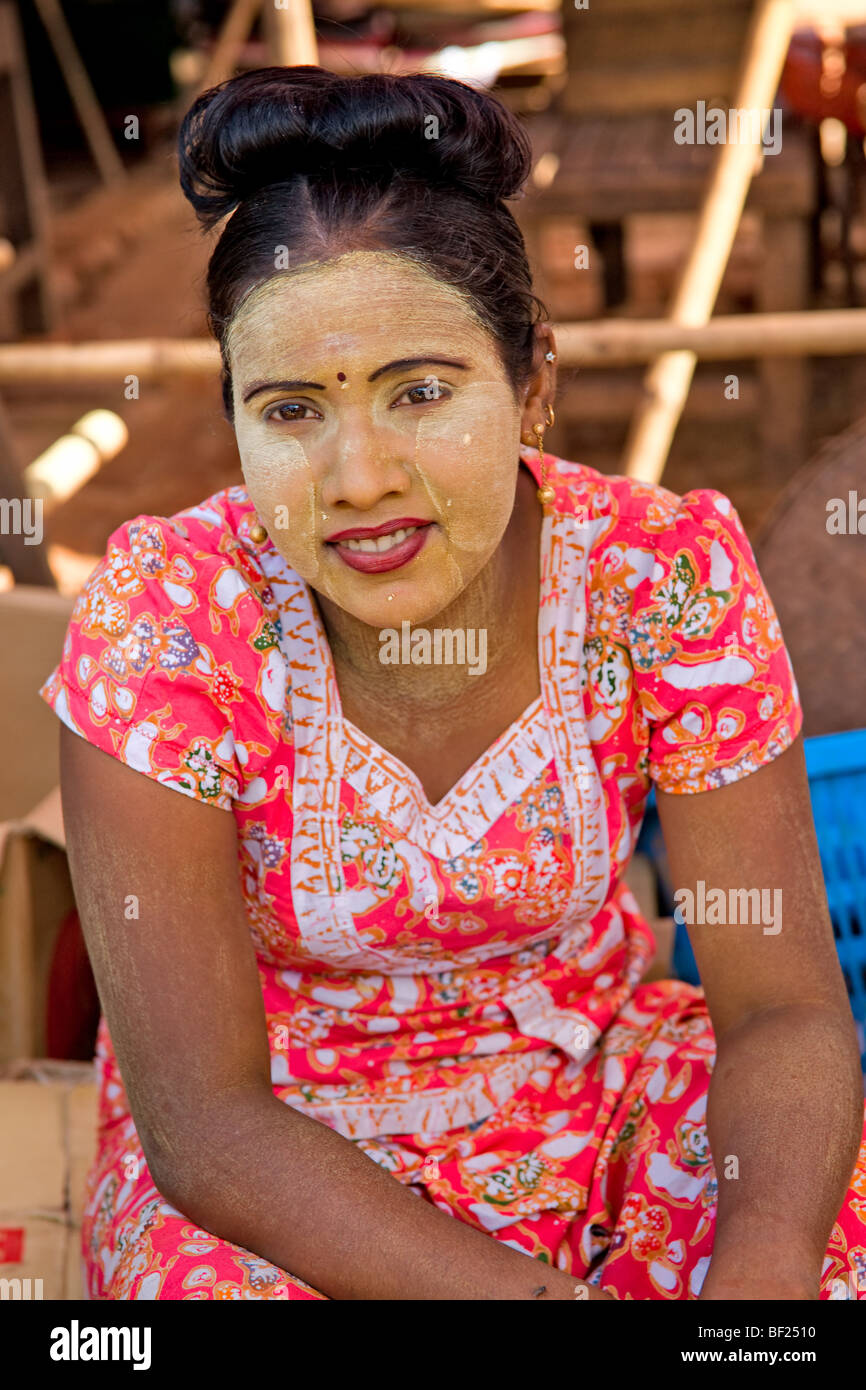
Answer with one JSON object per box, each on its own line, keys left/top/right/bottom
{"left": 265, "top": 0, "right": 318, "bottom": 67}
{"left": 369, "top": 0, "right": 559, "bottom": 10}
{"left": 2, "top": 312, "right": 866, "bottom": 384}
{"left": 620, "top": 0, "right": 797, "bottom": 484}
{"left": 551, "top": 310, "right": 866, "bottom": 364}
{"left": 0, "top": 2, "right": 56, "bottom": 334}
{"left": 0, "top": 339, "right": 220, "bottom": 383}
{"left": 23, "top": 409, "right": 128, "bottom": 510}
{"left": 195, "top": 0, "right": 262, "bottom": 96}
{"left": 32, "top": 0, "right": 125, "bottom": 186}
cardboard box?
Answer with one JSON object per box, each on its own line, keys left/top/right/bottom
{"left": 0, "top": 785, "right": 78, "bottom": 1062}
{"left": 0, "top": 1063, "right": 97, "bottom": 1300}
{"left": 0, "top": 584, "right": 82, "bottom": 1064}
{"left": 0, "top": 1218, "right": 69, "bottom": 1300}
{"left": 0, "top": 585, "right": 74, "bottom": 826}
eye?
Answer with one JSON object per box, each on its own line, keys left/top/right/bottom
{"left": 263, "top": 401, "right": 318, "bottom": 423}
{"left": 396, "top": 379, "right": 452, "bottom": 407}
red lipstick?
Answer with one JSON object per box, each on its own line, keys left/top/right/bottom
{"left": 327, "top": 521, "right": 434, "bottom": 574}
{"left": 325, "top": 517, "right": 432, "bottom": 542}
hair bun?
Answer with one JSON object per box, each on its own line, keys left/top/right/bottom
{"left": 178, "top": 67, "right": 532, "bottom": 230}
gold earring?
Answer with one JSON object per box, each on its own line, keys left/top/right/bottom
{"left": 250, "top": 517, "right": 268, "bottom": 543}
{"left": 534, "top": 403, "right": 556, "bottom": 507}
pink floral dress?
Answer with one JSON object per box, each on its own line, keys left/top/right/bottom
{"left": 39, "top": 448, "right": 866, "bottom": 1300}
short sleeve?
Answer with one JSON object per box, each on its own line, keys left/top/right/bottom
{"left": 627, "top": 488, "right": 803, "bottom": 794}
{"left": 37, "top": 511, "right": 281, "bottom": 811}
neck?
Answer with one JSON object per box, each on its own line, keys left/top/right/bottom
{"left": 314, "top": 463, "right": 541, "bottom": 711}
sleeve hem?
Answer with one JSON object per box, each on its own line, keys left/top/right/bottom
{"left": 41, "top": 677, "right": 239, "bottom": 813}
{"left": 650, "top": 701, "right": 803, "bottom": 795}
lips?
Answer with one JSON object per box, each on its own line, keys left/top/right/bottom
{"left": 328, "top": 521, "right": 434, "bottom": 574}
{"left": 324, "top": 517, "right": 432, "bottom": 542}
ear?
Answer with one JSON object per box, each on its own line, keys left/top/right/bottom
{"left": 519, "top": 323, "right": 557, "bottom": 446}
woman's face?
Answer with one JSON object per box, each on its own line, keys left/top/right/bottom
{"left": 227, "top": 250, "right": 528, "bottom": 629}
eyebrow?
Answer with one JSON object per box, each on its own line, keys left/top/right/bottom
{"left": 241, "top": 356, "right": 470, "bottom": 404}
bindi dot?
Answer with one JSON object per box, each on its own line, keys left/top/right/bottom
{"left": 337, "top": 372, "right": 346, "bottom": 381}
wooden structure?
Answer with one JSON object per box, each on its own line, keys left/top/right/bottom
{"left": 619, "top": 0, "right": 798, "bottom": 483}
{"left": 187, "top": 0, "right": 562, "bottom": 111}
{"left": 192, "top": 0, "right": 318, "bottom": 97}
{"left": 0, "top": 1, "right": 55, "bottom": 340}
{"left": 32, "top": 0, "right": 125, "bottom": 187}
{"left": 3, "top": 308, "right": 866, "bottom": 384}
{"left": 0, "top": 2, "right": 55, "bottom": 584}
{"left": 519, "top": 0, "right": 820, "bottom": 481}
{"left": 753, "top": 411, "right": 866, "bottom": 739}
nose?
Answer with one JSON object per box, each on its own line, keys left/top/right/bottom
{"left": 319, "top": 412, "right": 411, "bottom": 512}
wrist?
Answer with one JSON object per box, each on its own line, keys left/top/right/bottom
{"left": 706, "top": 1229, "right": 823, "bottom": 1300}
{"left": 712, "top": 1212, "right": 824, "bottom": 1271}
{"left": 700, "top": 1272, "right": 819, "bottom": 1300}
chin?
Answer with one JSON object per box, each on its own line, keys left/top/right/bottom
{"left": 339, "top": 590, "right": 460, "bottom": 631}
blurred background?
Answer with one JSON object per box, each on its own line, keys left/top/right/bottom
{"left": 1, "top": 0, "right": 865, "bottom": 1299}
{"left": 4, "top": 0, "right": 866, "bottom": 554}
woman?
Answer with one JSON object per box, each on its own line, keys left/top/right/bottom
{"left": 41, "top": 67, "right": 866, "bottom": 1301}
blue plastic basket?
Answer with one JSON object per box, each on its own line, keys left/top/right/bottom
{"left": 636, "top": 729, "right": 866, "bottom": 1069}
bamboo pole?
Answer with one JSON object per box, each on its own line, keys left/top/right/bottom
{"left": 1, "top": 312, "right": 866, "bottom": 384}
{"left": 0, "top": 339, "right": 219, "bottom": 383}
{"left": 552, "top": 310, "right": 866, "bottom": 364}
{"left": 265, "top": 0, "right": 318, "bottom": 67}
{"left": 420, "top": 33, "right": 564, "bottom": 82}
{"left": 32, "top": 0, "right": 126, "bottom": 186}
{"left": 621, "top": 0, "right": 796, "bottom": 483}
{"left": 24, "top": 410, "right": 128, "bottom": 510}
{"left": 195, "top": 0, "right": 263, "bottom": 96}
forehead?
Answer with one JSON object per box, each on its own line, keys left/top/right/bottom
{"left": 225, "top": 249, "right": 494, "bottom": 368}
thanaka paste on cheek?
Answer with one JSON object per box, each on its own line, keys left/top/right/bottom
{"left": 414, "top": 376, "right": 520, "bottom": 577}
{"left": 225, "top": 249, "right": 525, "bottom": 627}
{"left": 235, "top": 430, "right": 323, "bottom": 584}
{"left": 228, "top": 294, "right": 326, "bottom": 584}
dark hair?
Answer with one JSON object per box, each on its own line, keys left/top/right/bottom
{"left": 177, "top": 67, "right": 549, "bottom": 422}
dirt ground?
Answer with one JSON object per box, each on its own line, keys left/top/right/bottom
{"left": 4, "top": 130, "right": 866, "bottom": 583}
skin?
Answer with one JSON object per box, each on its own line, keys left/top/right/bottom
{"left": 658, "top": 753, "right": 863, "bottom": 1300}
{"left": 57, "top": 248, "right": 863, "bottom": 1302}
{"left": 227, "top": 251, "right": 555, "bottom": 803}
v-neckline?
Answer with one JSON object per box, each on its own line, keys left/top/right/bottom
{"left": 314, "top": 448, "right": 549, "bottom": 818}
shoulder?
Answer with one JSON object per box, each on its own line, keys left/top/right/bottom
{"left": 544, "top": 453, "right": 732, "bottom": 540}
{"left": 542, "top": 460, "right": 803, "bottom": 792}
{"left": 101, "top": 482, "right": 269, "bottom": 596}
{"left": 66, "top": 484, "right": 277, "bottom": 654}
{"left": 39, "top": 486, "right": 292, "bottom": 810}
{"left": 543, "top": 454, "right": 756, "bottom": 591}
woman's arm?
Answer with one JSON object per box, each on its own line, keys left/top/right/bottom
{"left": 656, "top": 733, "right": 863, "bottom": 1299}
{"left": 60, "top": 725, "right": 606, "bottom": 1301}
